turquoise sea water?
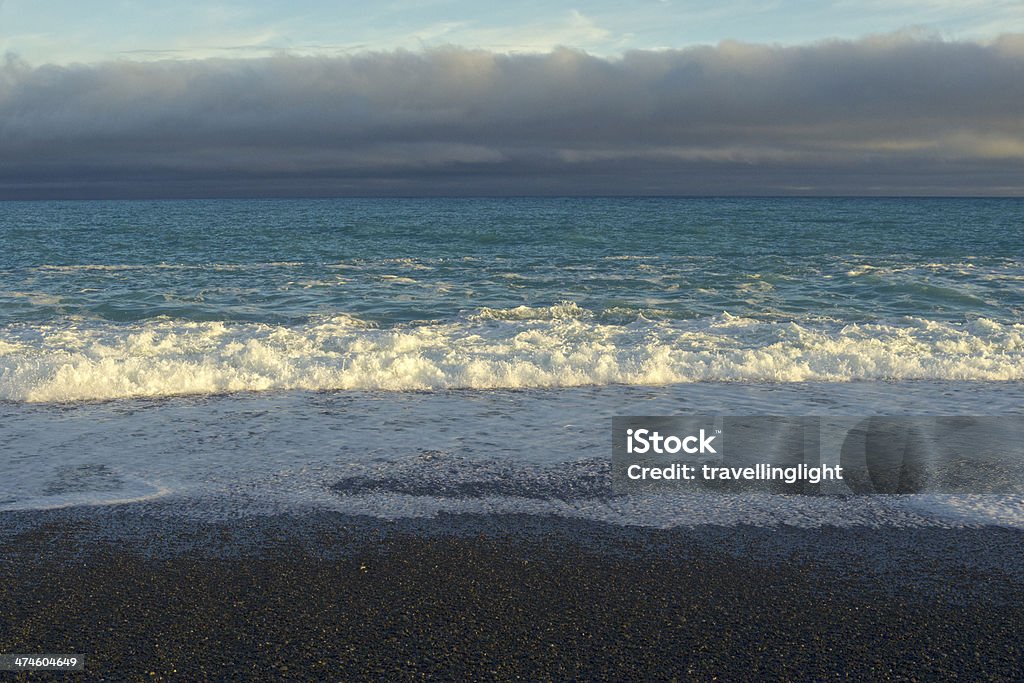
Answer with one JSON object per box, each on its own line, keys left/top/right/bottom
{"left": 0, "top": 197, "right": 1021, "bottom": 401}
{"left": 1, "top": 197, "right": 1022, "bottom": 520}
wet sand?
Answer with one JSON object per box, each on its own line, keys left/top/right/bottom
{"left": 1, "top": 508, "right": 1022, "bottom": 681}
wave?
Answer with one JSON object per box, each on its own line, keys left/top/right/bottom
{"left": 34, "top": 262, "right": 306, "bottom": 273}
{"left": 1, "top": 310, "right": 1022, "bottom": 402}
{"left": 469, "top": 301, "right": 591, "bottom": 321}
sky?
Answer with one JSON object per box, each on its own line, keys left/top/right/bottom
{"left": 3, "top": 1, "right": 1024, "bottom": 63}
{"left": 1, "top": 1, "right": 1022, "bottom": 197}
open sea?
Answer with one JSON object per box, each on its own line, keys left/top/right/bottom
{"left": 1, "top": 197, "right": 1022, "bottom": 526}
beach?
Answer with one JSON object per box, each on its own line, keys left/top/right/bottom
{"left": 2, "top": 0, "right": 1023, "bottom": 668}
{"left": 2, "top": 197, "right": 1023, "bottom": 679}
{"left": 3, "top": 506, "right": 1023, "bottom": 680}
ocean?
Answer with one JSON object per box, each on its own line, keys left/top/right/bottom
{"left": 2, "top": 197, "right": 1023, "bottom": 525}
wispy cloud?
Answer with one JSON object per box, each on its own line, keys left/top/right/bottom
{"left": 0, "top": 34, "right": 1021, "bottom": 197}
{"left": 413, "top": 10, "right": 614, "bottom": 52}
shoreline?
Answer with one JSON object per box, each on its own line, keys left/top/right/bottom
{"left": 2, "top": 506, "right": 1022, "bottom": 680}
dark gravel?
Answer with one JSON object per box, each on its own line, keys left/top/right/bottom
{"left": 1, "top": 510, "right": 1022, "bottom": 681}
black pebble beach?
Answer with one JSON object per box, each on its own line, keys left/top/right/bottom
{"left": 1, "top": 507, "right": 1022, "bottom": 681}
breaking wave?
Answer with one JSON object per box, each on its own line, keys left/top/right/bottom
{"left": 1, "top": 308, "right": 1022, "bottom": 402}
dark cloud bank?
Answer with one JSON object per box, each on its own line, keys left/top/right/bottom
{"left": 1, "top": 34, "right": 1022, "bottom": 198}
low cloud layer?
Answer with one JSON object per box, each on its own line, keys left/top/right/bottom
{"left": 1, "top": 34, "right": 1022, "bottom": 197}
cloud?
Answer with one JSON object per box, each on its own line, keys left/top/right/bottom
{"left": 417, "top": 10, "right": 614, "bottom": 53}
{"left": 0, "top": 34, "right": 1022, "bottom": 198}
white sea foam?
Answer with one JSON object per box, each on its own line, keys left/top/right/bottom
{"left": 2, "top": 484, "right": 172, "bottom": 513}
{"left": 0, "top": 291, "right": 64, "bottom": 306}
{"left": 469, "top": 301, "right": 591, "bottom": 321}
{"left": 1, "top": 310, "right": 1023, "bottom": 402}
{"left": 3, "top": 383, "right": 1023, "bottom": 525}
